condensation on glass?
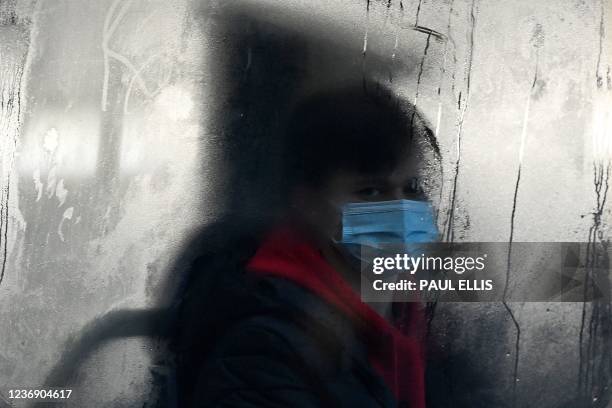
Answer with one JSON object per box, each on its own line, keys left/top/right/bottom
{"left": 0, "top": 0, "right": 610, "bottom": 406}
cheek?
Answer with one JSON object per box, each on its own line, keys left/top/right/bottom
{"left": 319, "top": 204, "right": 342, "bottom": 239}
{"left": 331, "top": 213, "right": 343, "bottom": 240}
{"left": 323, "top": 198, "right": 348, "bottom": 239}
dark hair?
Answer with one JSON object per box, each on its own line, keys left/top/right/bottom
{"left": 284, "top": 84, "right": 441, "bottom": 188}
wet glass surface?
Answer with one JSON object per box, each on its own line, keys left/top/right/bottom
{"left": 0, "top": 0, "right": 611, "bottom": 406}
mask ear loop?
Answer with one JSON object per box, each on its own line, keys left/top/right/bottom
{"left": 327, "top": 198, "right": 346, "bottom": 245}
{"left": 324, "top": 200, "right": 362, "bottom": 269}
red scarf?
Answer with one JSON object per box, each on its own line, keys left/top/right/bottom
{"left": 246, "top": 225, "right": 426, "bottom": 408}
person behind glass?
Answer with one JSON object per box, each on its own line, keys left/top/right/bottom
{"left": 175, "top": 84, "right": 442, "bottom": 407}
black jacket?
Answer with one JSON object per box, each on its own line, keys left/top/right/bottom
{"left": 173, "top": 252, "right": 399, "bottom": 407}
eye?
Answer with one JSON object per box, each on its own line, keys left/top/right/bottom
{"left": 354, "top": 187, "right": 383, "bottom": 199}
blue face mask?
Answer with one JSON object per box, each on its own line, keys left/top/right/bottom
{"left": 338, "top": 199, "right": 439, "bottom": 260}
